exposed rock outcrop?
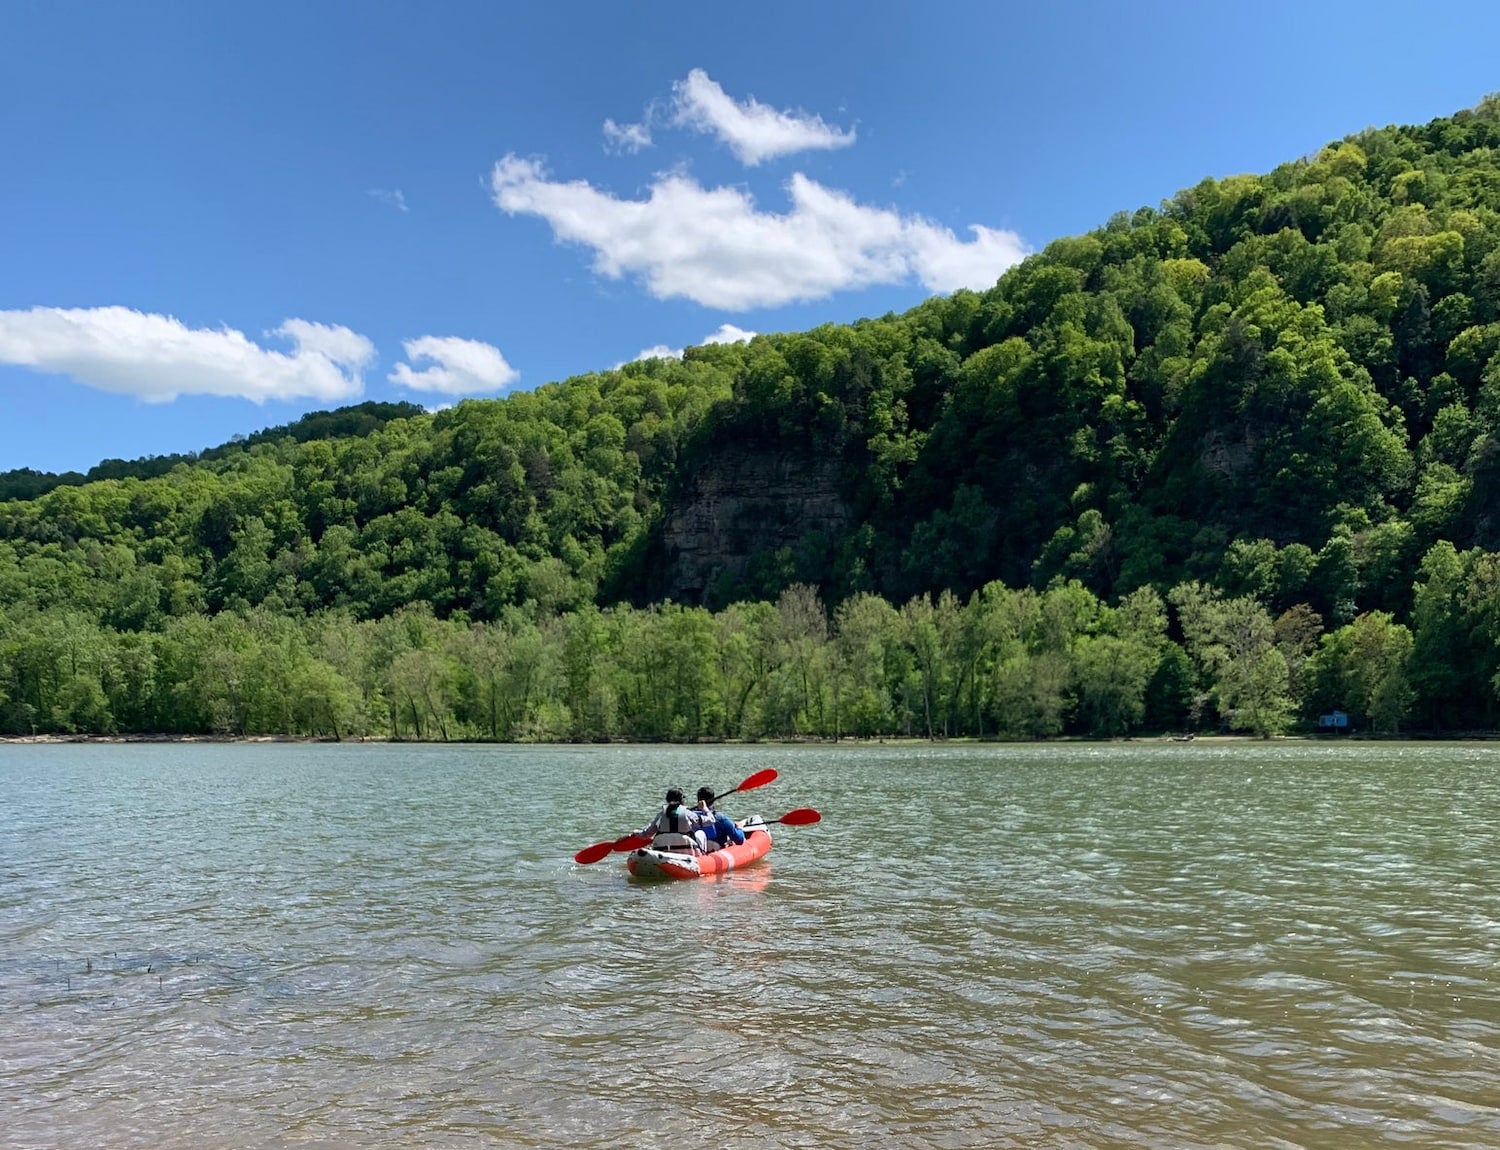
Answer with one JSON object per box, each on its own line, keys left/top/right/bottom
{"left": 660, "top": 446, "right": 849, "bottom": 604}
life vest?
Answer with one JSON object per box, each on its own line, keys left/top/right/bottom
{"left": 661, "top": 803, "right": 693, "bottom": 835}
{"left": 651, "top": 802, "right": 700, "bottom": 854}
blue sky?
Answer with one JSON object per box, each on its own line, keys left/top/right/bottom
{"left": 2, "top": 0, "right": 1498, "bottom": 474}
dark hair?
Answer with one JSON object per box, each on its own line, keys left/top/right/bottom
{"left": 696, "top": 786, "right": 715, "bottom": 803}
{"left": 665, "top": 787, "right": 684, "bottom": 805}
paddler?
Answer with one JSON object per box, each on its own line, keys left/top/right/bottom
{"left": 692, "top": 785, "right": 746, "bottom": 851}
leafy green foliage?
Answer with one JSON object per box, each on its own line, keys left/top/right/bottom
{"left": 8, "top": 100, "right": 1500, "bottom": 734}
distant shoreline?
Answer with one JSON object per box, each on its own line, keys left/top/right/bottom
{"left": 0, "top": 733, "right": 336, "bottom": 745}
{"left": 3, "top": 731, "right": 1498, "bottom": 746}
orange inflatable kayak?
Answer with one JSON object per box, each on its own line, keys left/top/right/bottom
{"left": 626, "top": 816, "right": 772, "bottom": 880}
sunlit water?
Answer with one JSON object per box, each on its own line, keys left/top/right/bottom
{"left": 2, "top": 740, "right": 1498, "bottom": 1149}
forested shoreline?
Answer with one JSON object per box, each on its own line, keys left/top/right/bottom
{"left": 7, "top": 100, "right": 1500, "bottom": 738}
{"left": 0, "top": 576, "right": 1455, "bottom": 741}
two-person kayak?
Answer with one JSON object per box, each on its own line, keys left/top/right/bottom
{"left": 569, "top": 766, "right": 819, "bottom": 878}
{"left": 626, "top": 816, "right": 771, "bottom": 880}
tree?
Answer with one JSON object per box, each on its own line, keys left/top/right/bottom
{"left": 214, "top": 516, "right": 276, "bottom": 609}
{"left": 765, "top": 584, "right": 830, "bottom": 737}
{"left": 833, "top": 592, "right": 899, "bottom": 737}
{"left": 451, "top": 619, "right": 546, "bottom": 741}
{"left": 291, "top": 658, "right": 361, "bottom": 739}
{"left": 558, "top": 606, "right": 615, "bottom": 740}
{"left": 899, "top": 595, "right": 946, "bottom": 738}
{"left": 660, "top": 604, "right": 724, "bottom": 739}
{"left": 1307, "top": 611, "right": 1413, "bottom": 734}
{"left": 1074, "top": 588, "right": 1166, "bottom": 736}
{"left": 1407, "top": 542, "right": 1471, "bottom": 728}
{"left": 983, "top": 585, "right": 1078, "bottom": 738}
{"left": 1170, "top": 582, "right": 1294, "bottom": 736}
{"left": 715, "top": 601, "right": 776, "bottom": 739}
{"left": 1073, "top": 633, "right": 1154, "bottom": 736}
{"left": 1144, "top": 642, "right": 1198, "bottom": 732}
{"left": 386, "top": 648, "right": 455, "bottom": 741}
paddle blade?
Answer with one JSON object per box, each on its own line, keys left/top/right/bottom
{"left": 709, "top": 767, "right": 778, "bottom": 806}
{"left": 612, "top": 833, "right": 650, "bottom": 852}
{"left": 777, "top": 807, "right": 821, "bottom": 826}
{"left": 573, "top": 840, "right": 615, "bottom": 865}
{"left": 736, "top": 767, "right": 779, "bottom": 793}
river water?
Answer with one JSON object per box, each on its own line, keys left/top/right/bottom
{"left": 1, "top": 741, "right": 1497, "bottom": 1149}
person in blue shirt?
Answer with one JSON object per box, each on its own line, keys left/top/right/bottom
{"left": 692, "top": 786, "right": 745, "bottom": 851}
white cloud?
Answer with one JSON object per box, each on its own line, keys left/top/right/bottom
{"left": 621, "top": 323, "right": 758, "bottom": 367}
{"left": 276, "top": 318, "right": 375, "bottom": 368}
{"left": 0, "top": 306, "right": 373, "bottom": 403}
{"left": 388, "top": 335, "right": 518, "bottom": 396}
{"left": 702, "top": 323, "right": 756, "bottom": 345}
{"left": 671, "top": 69, "right": 855, "bottom": 166}
{"left": 905, "top": 223, "right": 1033, "bottom": 295}
{"left": 491, "top": 155, "right": 1027, "bottom": 309}
{"left": 367, "top": 187, "right": 409, "bottom": 212}
{"left": 626, "top": 344, "right": 682, "bottom": 364}
{"left": 603, "top": 118, "right": 652, "bottom": 155}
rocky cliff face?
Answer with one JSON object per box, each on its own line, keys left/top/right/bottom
{"left": 659, "top": 446, "right": 849, "bottom": 604}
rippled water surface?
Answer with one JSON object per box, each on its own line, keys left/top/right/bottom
{"left": 2, "top": 741, "right": 1499, "bottom": 1148}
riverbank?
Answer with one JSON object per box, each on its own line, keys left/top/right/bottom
{"left": 4, "top": 730, "right": 1496, "bottom": 746}
{"left": 0, "top": 731, "right": 1281, "bottom": 746}
{"left": 0, "top": 733, "right": 335, "bottom": 744}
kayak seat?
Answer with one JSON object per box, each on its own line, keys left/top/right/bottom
{"left": 651, "top": 832, "right": 698, "bottom": 853}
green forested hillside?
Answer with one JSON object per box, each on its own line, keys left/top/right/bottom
{"left": 0, "top": 401, "right": 429, "bottom": 502}
{"left": 5, "top": 99, "right": 1500, "bottom": 739}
